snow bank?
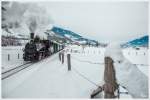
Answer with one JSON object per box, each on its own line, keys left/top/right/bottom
{"left": 105, "top": 43, "right": 148, "bottom": 98}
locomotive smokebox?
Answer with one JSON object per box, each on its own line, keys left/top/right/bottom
{"left": 30, "top": 33, "right": 34, "bottom": 39}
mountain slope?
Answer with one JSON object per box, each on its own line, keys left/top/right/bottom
{"left": 51, "top": 26, "right": 98, "bottom": 45}
{"left": 122, "top": 35, "right": 149, "bottom": 48}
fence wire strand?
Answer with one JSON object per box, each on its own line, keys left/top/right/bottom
{"left": 72, "top": 56, "right": 104, "bottom": 65}
{"left": 65, "top": 53, "right": 148, "bottom": 98}
{"left": 72, "top": 66, "right": 100, "bottom": 87}
{"left": 71, "top": 56, "right": 149, "bottom": 66}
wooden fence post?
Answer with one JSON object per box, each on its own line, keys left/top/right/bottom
{"left": 67, "top": 54, "right": 71, "bottom": 71}
{"left": 8, "top": 54, "right": 10, "bottom": 61}
{"left": 62, "top": 52, "right": 64, "bottom": 64}
{"left": 103, "top": 57, "right": 118, "bottom": 98}
{"left": 18, "top": 53, "right": 19, "bottom": 59}
{"left": 59, "top": 52, "right": 61, "bottom": 61}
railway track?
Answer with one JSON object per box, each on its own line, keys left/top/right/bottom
{"left": 2, "top": 57, "right": 50, "bottom": 80}
{"left": 2, "top": 50, "right": 63, "bottom": 80}
{"left": 2, "top": 62, "right": 33, "bottom": 80}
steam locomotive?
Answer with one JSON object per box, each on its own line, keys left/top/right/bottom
{"left": 23, "top": 33, "right": 64, "bottom": 61}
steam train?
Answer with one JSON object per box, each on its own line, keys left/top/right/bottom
{"left": 23, "top": 33, "right": 64, "bottom": 61}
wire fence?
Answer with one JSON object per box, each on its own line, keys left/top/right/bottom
{"left": 62, "top": 53, "right": 148, "bottom": 98}
{"left": 70, "top": 54, "right": 148, "bottom": 98}
{"left": 71, "top": 56, "right": 149, "bottom": 66}
{"left": 72, "top": 62, "right": 130, "bottom": 98}
{"left": 72, "top": 66, "right": 100, "bottom": 87}
{"left": 117, "top": 85, "right": 129, "bottom": 98}
{"left": 72, "top": 56, "right": 104, "bottom": 65}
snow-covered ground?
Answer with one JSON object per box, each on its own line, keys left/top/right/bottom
{"left": 105, "top": 43, "right": 148, "bottom": 98}
{"left": 2, "top": 45, "right": 149, "bottom": 98}
{"left": 2, "top": 46, "right": 25, "bottom": 73}
{"left": 123, "top": 47, "right": 148, "bottom": 76}
{"left": 2, "top": 51, "right": 102, "bottom": 98}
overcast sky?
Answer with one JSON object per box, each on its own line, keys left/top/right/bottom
{"left": 6, "top": 1, "right": 145, "bottom": 43}
{"left": 39, "top": 1, "right": 148, "bottom": 43}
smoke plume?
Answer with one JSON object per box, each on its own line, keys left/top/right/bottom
{"left": 28, "top": 16, "right": 37, "bottom": 33}
{"left": 2, "top": 1, "right": 53, "bottom": 38}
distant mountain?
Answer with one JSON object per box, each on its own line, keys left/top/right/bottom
{"left": 51, "top": 26, "right": 98, "bottom": 45}
{"left": 121, "top": 35, "right": 149, "bottom": 48}
{"left": 51, "top": 27, "right": 82, "bottom": 39}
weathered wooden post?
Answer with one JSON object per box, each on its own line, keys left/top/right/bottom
{"left": 62, "top": 52, "right": 64, "bottom": 64}
{"left": 67, "top": 54, "right": 71, "bottom": 71}
{"left": 71, "top": 49, "right": 72, "bottom": 53}
{"left": 8, "top": 54, "right": 10, "bottom": 61}
{"left": 18, "top": 53, "right": 19, "bottom": 59}
{"left": 58, "top": 45, "right": 60, "bottom": 51}
{"left": 103, "top": 57, "right": 118, "bottom": 98}
{"left": 59, "top": 52, "right": 61, "bottom": 61}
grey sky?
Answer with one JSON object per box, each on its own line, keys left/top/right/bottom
{"left": 39, "top": 1, "right": 148, "bottom": 43}
{"left": 2, "top": 1, "right": 148, "bottom": 43}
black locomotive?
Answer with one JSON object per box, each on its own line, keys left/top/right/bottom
{"left": 23, "top": 33, "right": 64, "bottom": 61}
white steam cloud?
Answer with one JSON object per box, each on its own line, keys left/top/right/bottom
{"left": 2, "top": 1, "right": 53, "bottom": 38}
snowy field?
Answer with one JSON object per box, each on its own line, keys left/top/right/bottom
{"left": 66, "top": 45, "right": 148, "bottom": 76}
{"left": 2, "top": 45, "right": 149, "bottom": 98}
{"left": 122, "top": 47, "right": 148, "bottom": 76}
{"left": 1, "top": 46, "right": 26, "bottom": 73}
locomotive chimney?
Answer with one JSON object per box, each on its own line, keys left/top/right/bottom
{"left": 30, "top": 33, "right": 34, "bottom": 40}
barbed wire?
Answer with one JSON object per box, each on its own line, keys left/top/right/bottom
{"left": 70, "top": 57, "right": 144, "bottom": 98}
{"left": 117, "top": 84, "right": 129, "bottom": 98}
{"left": 72, "top": 65, "right": 131, "bottom": 98}
{"left": 72, "top": 66, "right": 130, "bottom": 98}
{"left": 72, "top": 66, "right": 100, "bottom": 87}
{"left": 133, "top": 64, "right": 149, "bottom": 66}
{"left": 68, "top": 55, "right": 147, "bottom": 98}
{"left": 71, "top": 56, "right": 149, "bottom": 66}
{"left": 72, "top": 56, "right": 104, "bottom": 65}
